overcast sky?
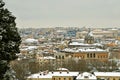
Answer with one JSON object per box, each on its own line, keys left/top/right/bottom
{"left": 4, "top": 0, "right": 120, "bottom": 28}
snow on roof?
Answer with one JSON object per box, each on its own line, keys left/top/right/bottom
{"left": 27, "top": 71, "right": 79, "bottom": 79}
{"left": 92, "top": 29, "right": 103, "bottom": 32}
{"left": 88, "top": 31, "right": 94, "bottom": 36}
{"left": 79, "top": 48, "right": 106, "bottom": 52}
{"left": 93, "top": 43, "right": 103, "bottom": 46}
{"left": 111, "top": 28, "right": 118, "bottom": 30}
{"left": 63, "top": 48, "right": 107, "bottom": 53}
{"left": 20, "top": 46, "right": 38, "bottom": 51}
{"left": 69, "top": 42, "right": 103, "bottom": 47}
{"left": 37, "top": 56, "right": 56, "bottom": 60}
{"left": 51, "top": 72, "right": 79, "bottom": 76}
{"left": 93, "top": 30, "right": 111, "bottom": 33}
{"left": 80, "top": 31, "right": 87, "bottom": 33}
{"left": 24, "top": 38, "right": 38, "bottom": 43}
{"left": 57, "top": 68, "right": 69, "bottom": 71}
{"left": 27, "top": 46, "right": 38, "bottom": 50}
{"left": 27, "top": 73, "right": 52, "bottom": 78}
{"left": 43, "top": 56, "right": 56, "bottom": 60}
{"left": 56, "top": 30, "right": 66, "bottom": 33}
{"left": 94, "top": 72, "right": 120, "bottom": 77}
{"left": 76, "top": 72, "right": 97, "bottom": 80}
{"left": 27, "top": 71, "right": 120, "bottom": 79}
{"left": 72, "top": 39, "right": 84, "bottom": 42}
{"left": 69, "top": 42, "right": 88, "bottom": 46}
{"left": 79, "top": 30, "right": 114, "bottom": 34}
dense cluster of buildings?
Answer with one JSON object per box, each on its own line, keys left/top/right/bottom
{"left": 17, "top": 27, "right": 120, "bottom": 80}
{"left": 18, "top": 27, "right": 120, "bottom": 63}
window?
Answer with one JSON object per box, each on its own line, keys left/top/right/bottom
{"left": 59, "top": 56, "right": 61, "bottom": 59}
{"left": 62, "top": 56, "right": 64, "bottom": 59}
{"left": 53, "top": 78, "right": 55, "bottom": 80}
{"left": 87, "top": 54, "right": 89, "bottom": 58}
{"left": 104, "top": 56, "right": 106, "bottom": 58}
{"left": 59, "top": 78, "right": 61, "bottom": 80}
{"left": 64, "top": 78, "right": 66, "bottom": 80}
{"left": 90, "top": 53, "right": 92, "bottom": 58}
{"left": 83, "top": 56, "right": 84, "bottom": 58}
{"left": 56, "top": 56, "right": 58, "bottom": 59}
{"left": 113, "top": 78, "right": 115, "bottom": 80}
{"left": 69, "top": 78, "right": 71, "bottom": 80}
{"left": 93, "top": 53, "right": 95, "bottom": 58}
{"left": 98, "top": 56, "right": 99, "bottom": 58}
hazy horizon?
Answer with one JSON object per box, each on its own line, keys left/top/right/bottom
{"left": 4, "top": 0, "right": 120, "bottom": 28}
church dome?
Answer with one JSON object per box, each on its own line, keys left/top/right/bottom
{"left": 84, "top": 29, "right": 94, "bottom": 44}
{"left": 76, "top": 72, "right": 97, "bottom": 80}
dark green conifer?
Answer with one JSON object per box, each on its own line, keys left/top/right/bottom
{"left": 0, "top": 0, "right": 21, "bottom": 79}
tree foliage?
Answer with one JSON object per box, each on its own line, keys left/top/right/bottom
{"left": 0, "top": 0, "right": 21, "bottom": 79}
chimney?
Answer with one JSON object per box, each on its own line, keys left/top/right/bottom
{"left": 43, "top": 73, "right": 45, "bottom": 75}
{"left": 40, "top": 71, "right": 42, "bottom": 75}
{"left": 78, "top": 72, "right": 80, "bottom": 76}
{"left": 60, "top": 71, "right": 62, "bottom": 74}
{"left": 52, "top": 71, "right": 54, "bottom": 74}
{"left": 67, "top": 71, "right": 69, "bottom": 74}
{"left": 43, "top": 71, "right": 46, "bottom": 75}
